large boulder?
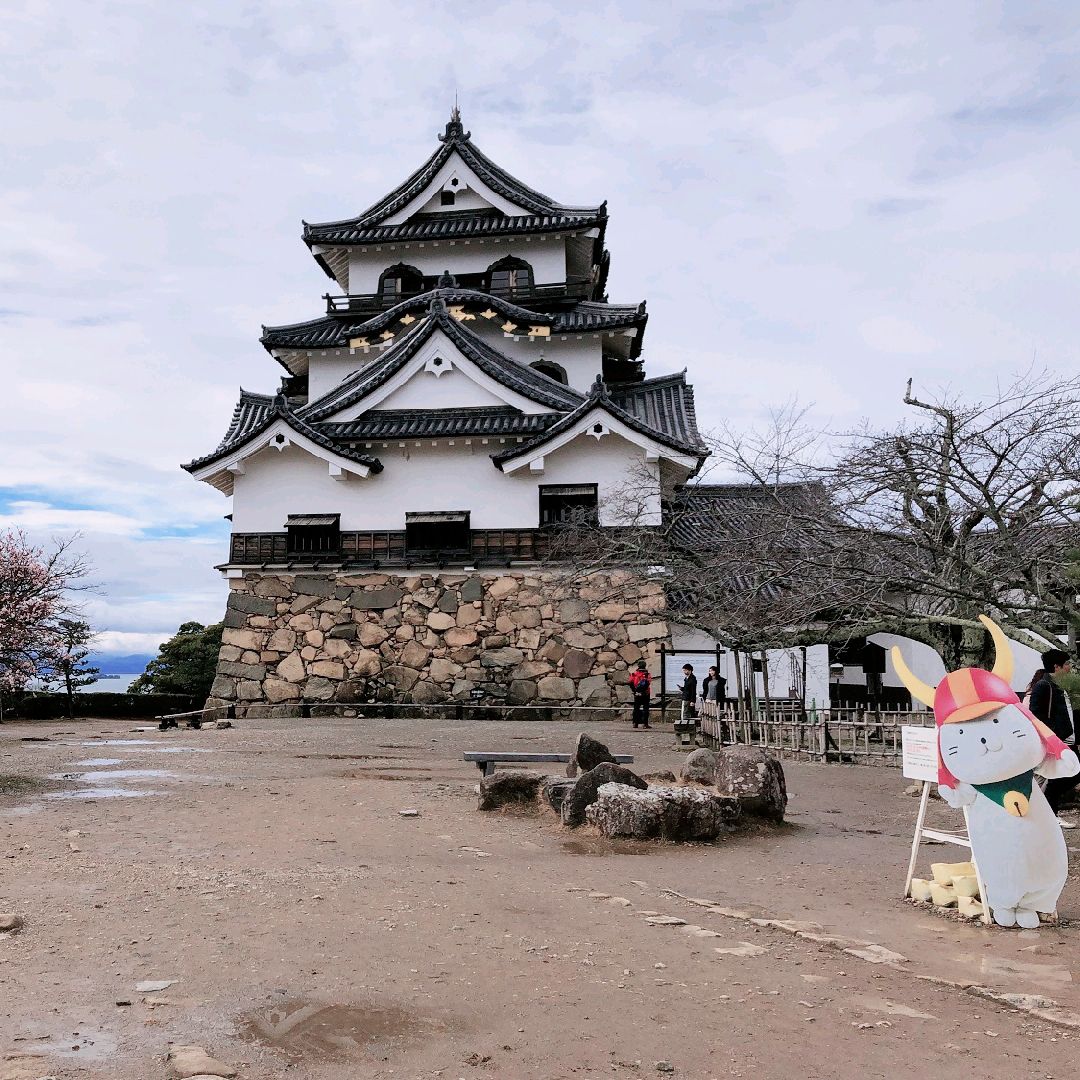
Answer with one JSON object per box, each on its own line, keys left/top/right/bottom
{"left": 586, "top": 783, "right": 742, "bottom": 841}
{"left": 714, "top": 745, "right": 787, "bottom": 822}
{"left": 541, "top": 776, "right": 576, "bottom": 814}
{"left": 561, "top": 762, "right": 647, "bottom": 828}
{"left": 478, "top": 770, "right": 545, "bottom": 811}
{"left": 566, "top": 732, "right": 617, "bottom": 778}
{"left": 681, "top": 748, "right": 718, "bottom": 785}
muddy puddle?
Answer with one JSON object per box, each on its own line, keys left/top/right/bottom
{"left": 71, "top": 758, "right": 124, "bottom": 767}
{"left": 20, "top": 1027, "right": 118, "bottom": 1061}
{"left": 239, "top": 999, "right": 445, "bottom": 1062}
{"left": 43, "top": 788, "right": 161, "bottom": 800}
{"left": 50, "top": 769, "right": 177, "bottom": 783}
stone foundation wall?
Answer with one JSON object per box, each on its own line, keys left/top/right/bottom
{"left": 206, "top": 570, "right": 670, "bottom": 712}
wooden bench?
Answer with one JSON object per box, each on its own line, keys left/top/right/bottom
{"left": 463, "top": 751, "right": 634, "bottom": 777}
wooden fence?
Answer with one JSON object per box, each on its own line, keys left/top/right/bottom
{"left": 698, "top": 699, "right": 934, "bottom": 766}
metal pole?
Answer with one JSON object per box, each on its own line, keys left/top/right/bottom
{"left": 660, "top": 642, "right": 667, "bottom": 725}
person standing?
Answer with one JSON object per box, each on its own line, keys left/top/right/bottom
{"left": 680, "top": 664, "right": 697, "bottom": 723}
{"left": 700, "top": 665, "right": 720, "bottom": 715}
{"left": 629, "top": 660, "right": 652, "bottom": 729}
{"left": 1029, "top": 648, "right": 1077, "bottom": 827}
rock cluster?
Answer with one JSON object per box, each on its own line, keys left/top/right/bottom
{"left": 586, "top": 783, "right": 741, "bottom": 840}
{"left": 206, "top": 570, "right": 669, "bottom": 711}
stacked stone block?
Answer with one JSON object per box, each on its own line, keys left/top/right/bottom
{"left": 206, "top": 570, "right": 670, "bottom": 713}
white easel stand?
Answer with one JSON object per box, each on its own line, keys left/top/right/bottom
{"left": 904, "top": 780, "right": 992, "bottom": 926}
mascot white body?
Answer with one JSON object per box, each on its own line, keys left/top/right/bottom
{"left": 893, "top": 617, "right": 1079, "bottom": 928}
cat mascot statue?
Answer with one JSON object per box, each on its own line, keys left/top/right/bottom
{"left": 892, "top": 616, "right": 1079, "bottom": 928}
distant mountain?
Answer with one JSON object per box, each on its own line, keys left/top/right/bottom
{"left": 88, "top": 653, "right": 153, "bottom": 675}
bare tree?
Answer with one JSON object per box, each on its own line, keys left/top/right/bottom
{"left": 565, "top": 372, "right": 1080, "bottom": 671}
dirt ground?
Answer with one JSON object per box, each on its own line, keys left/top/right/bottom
{"left": 3, "top": 715, "right": 1080, "bottom": 1080}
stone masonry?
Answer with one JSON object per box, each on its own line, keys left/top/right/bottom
{"left": 206, "top": 570, "right": 670, "bottom": 713}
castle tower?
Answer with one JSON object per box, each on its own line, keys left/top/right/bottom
{"left": 185, "top": 111, "right": 707, "bottom": 711}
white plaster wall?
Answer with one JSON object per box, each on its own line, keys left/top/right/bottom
{"left": 416, "top": 188, "right": 493, "bottom": 214}
{"left": 668, "top": 625, "right": 829, "bottom": 706}
{"left": 371, "top": 365, "right": 515, "bottom": 411}
{"left": 346, "top": 237, "right": 567, "bottom": 296}
{"left": 867, "top": 631, "right": 1043, "bottom": 698}
{"left": 229, "top": 433, "right": 659, "bottom": 532}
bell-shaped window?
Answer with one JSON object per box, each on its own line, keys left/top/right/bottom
{"left": 379, "top": 263, "right": 424, "bottom": 304}
{"left": 487, "top": 256, "right": 534, "bottom": 298}
{"left": 530, "top": 360, "right": 567, "bottom": 385}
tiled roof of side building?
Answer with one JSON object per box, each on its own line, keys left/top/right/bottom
{"left": 260, "top": 292, "right": 647, "bottom": 353}
{"left": 303, "top": 111, "right": 605, "bottom": 244}
{"left": 668, "top": 483, "right": 829, "bottom": 548}
{"left": 183, "top": 393, "right": 382, "bottom": 474}
{"left": 321, "top": 407, "right": 561, "bottom": 441}
{"left": 610, "top": 371, "right": 706, "bottom": 452}
{"left": 300, "top": 305, "right": 586, "bottom": 423}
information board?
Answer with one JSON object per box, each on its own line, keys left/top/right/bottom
{"left": 901, "top": 725, "right": 938, "bottom": 782}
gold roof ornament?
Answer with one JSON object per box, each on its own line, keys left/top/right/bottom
{"left": 501, "top": 321, "right": 518, "bottom": 334}
{"left": 400, "top": 313, "right": 416, "bottom": 325}
{"left": 528, "top": 325, "right": 551, "bottom": 338}
{"left": 380, "top": 330, "right": 395, "bottom": 341}
{"left": 480, "top": 308, "right": 497, "bottom": 320}
{"left": 348, "top": 337, "right": 369, "bottom": 349}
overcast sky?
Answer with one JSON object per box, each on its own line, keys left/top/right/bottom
{"left": 2, "top": 1, "right": 1077, "bottom": 658}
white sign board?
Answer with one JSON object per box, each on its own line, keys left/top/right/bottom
{"left": 901, "top": 726, "right": 938, "bottom": 782}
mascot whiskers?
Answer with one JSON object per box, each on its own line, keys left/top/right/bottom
{"left": 893, "top": 616, "right": 1079, "bottom": 928}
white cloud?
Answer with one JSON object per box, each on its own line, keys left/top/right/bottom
{"left": 3, "top": 0, "right": 1079, "bottom": 639}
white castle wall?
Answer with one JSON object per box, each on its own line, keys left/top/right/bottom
{"left": 229, "top": 435, "right": 660, "bottom": 533}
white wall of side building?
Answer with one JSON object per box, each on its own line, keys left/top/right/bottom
{"left": 864, "top": 631, "right": 1045, "bottom": 699}
{"left": 228, "top": 433, "right": 661, "bottom": 534}
{"left": 669, "top": 623, "right": 830, "bottom": 707}
{"left": 346, "top": 237, "right": 568, "bottom": 296}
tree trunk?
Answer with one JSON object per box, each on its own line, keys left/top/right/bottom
{"left": 759, "top": 649, "right": 772, "bottom": 722}
{"left": 64, "top": 669, "right": 74, "bottom": 720}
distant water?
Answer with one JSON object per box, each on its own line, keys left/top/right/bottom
{"left": 82, "top": 674, "right": 140, "bottom": 693}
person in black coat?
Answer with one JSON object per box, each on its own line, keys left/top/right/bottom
{"left": 1029, "top": 648, "right": 1077, "bottom": 822}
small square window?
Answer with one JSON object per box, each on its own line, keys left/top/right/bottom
{"left": 405, "top": 511, "right": 470, "bottom": 554}
{"left": 539, "top": 485, "right": 598, "bottom": 527}
{"left": 440, "top": 190, "right": 456, "bottom": 206}
{"left": 286, "top": 514, "right": 340, "bottom": 555}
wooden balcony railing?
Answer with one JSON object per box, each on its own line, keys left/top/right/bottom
{"left": 227, "top": 529, "right": 554, "bottom": 566}
{"left": 324, "top": 279, "right": 593, "bottom": 316}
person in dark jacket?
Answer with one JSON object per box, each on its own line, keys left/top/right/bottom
{"left": 1029, "top": 648, "right": 1076, "bottom": 825}
{"left": 680, "top": 664, "right": 697, "bottom": 723}
{"left": 628, "top": 660, "right": 652, "bottom": 729}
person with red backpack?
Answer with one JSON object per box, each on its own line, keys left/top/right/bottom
{"left": 629, "top": 659, "right": 652, "bottom": 729}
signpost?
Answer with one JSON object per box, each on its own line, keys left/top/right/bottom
{"left": 901, "top": 725, "right": 991, "bottom": 924}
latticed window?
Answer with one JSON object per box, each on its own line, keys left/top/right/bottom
{"left": 286, "top": 514, "right": 341, "bottom": 554}
{"left": 539, "top": 485, "right": 598, "bottom": 527}
{"left": 405, "top": 511, "right": 470, "bottom": 554}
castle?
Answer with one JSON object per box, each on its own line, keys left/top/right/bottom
{"left": 185, "top": 109, "right": 707, "bottom": 711}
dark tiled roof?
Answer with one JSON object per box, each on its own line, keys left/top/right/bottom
{"left": 303, "top": 114, "right": 604, "bottom": 246}
{"left": 322, "top": 407, "right": 561, "bottom": 441}
{"left": 184, "top": 393, "right": 382, "bottom": 475}
{"left": 261, "top": 291, "right": 646, "bottom": 353}
{"left": 669, "top": 483, "right": 828, "bottom": 549}
{"left": 491, "top": 375, "right": 708, "bottom": 469}
{"left": 214, "top": 390, "right": 273, "bottom": 451}
{"left": 611, "top": 372, "right": 705, "bottom": 452}
{"left": 300, "top": 306, "right": 586, "bottom": 422}
{"left": 305, "top": 208, "right": 605, "bottom": 246}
